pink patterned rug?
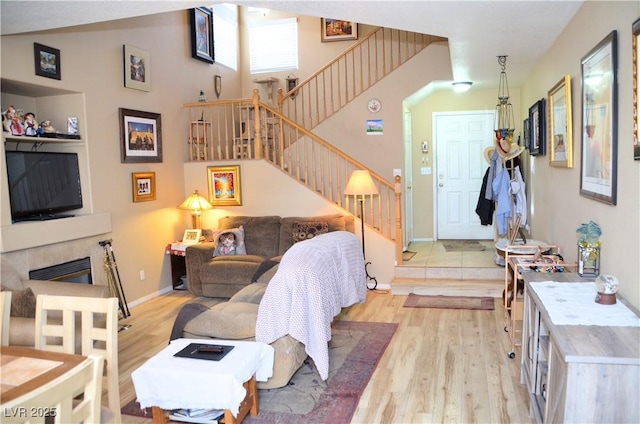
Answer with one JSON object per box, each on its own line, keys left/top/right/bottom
{"left": 122, "top": 321, "right": 397, "bottom": 423}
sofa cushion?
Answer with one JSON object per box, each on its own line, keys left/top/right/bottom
{"left": 292, "top": 221, "right": 329, "bottom": 244}
{"left": 183, "top": 302, "right": 258, "bottom": 339}
{"left": 2, "top": 286, "right": 37, "bottom": 318}
{"left": 219, "top": 216, "right": 281, "bottom": 258}
{"left": 278, "top": 214, "right": 353, "bottom": 255}
{"left": 229, "top": 282, "right": 268, "bottom": 304}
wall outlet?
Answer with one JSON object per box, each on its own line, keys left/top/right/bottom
{"left": 420, "top": 167, "right": 432, "bottom": 175}
{"left": 139, "top": 270, "right": 145, "bottom": 280}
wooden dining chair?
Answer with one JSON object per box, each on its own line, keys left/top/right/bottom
{"left": 1, "top": 291, "right": 11, "bottom": 346}
{"left": 35, "top": 295, "right": 121, "bottom": 423}
{"left": 1, "top": 354, "right": 104, "bottom": 424}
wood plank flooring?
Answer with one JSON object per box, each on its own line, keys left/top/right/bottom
{"left": 117, "top": 289, "right": 532, "bottom": 423}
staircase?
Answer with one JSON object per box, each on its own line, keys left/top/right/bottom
{"left": 183, "top": 27, "right": 446, "bottom": 264}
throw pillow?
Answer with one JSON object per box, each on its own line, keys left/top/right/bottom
{"left": 1, "top": 286, "right": 37, "bottom": 318}
{"left": 292, "top": 221, "right": 329, "bottom": 244}
{"left": 212, "top": 225, "right": 247, "bottom": 256}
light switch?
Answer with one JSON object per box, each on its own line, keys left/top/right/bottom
{"left": 420, "top": 167, "right": 431, "bottom": 175}
{"left": 393, "top": 168, "right": 402, "bottom": 176}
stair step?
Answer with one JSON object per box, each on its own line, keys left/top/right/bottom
{"left": 392, "top": 277, "right": 504, "bottom": 298}
{"left": 394, "top": 265, "right": 504, "bottom": 280}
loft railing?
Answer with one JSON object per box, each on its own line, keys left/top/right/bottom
{"left": 184, "top": 94, "right": 404, "bottom": 263}
{"left": 277, "top": 27, "right": 446, "bottom": 130}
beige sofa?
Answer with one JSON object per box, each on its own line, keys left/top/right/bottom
{"left": 185, "top": 214, "right": 355, "bottom": 298}
{"left": 1, "top": 259, "right": 110, "bottom": 347}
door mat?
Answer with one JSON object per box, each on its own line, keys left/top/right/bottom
{"left": 441, "top": 239, "right": 487, "bottom": 252}
{"left": 122, "top": 321, "right": 398, "bottom": 424}
{"left": 403, "top": 293, "right": 494, "bottom": 310}
{"left": 402, "top": 250, "right": 417, "bottom": 261}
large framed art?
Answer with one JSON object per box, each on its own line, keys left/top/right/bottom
{"left": 580, "top": 30, "right": 618, "bottom": 205}
{"left": 548, "top": 75, "right": 573, "bottom": 167}
{"left": 190, "top": 7, "right": 214, "bottom": 63}
{"left": 119, "top": 108, "right": 163, "bottom": 163}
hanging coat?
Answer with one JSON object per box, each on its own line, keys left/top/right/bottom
{"left": 492, "top": 166, "right": 511, "bottom": 236}
{"left": 475, "top": 167, "right": 494, "bottom": 225}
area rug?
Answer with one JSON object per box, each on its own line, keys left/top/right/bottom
{"left": 441, "top": 239, "right": 487, "bottom": 252}
{"left": 403, "top": 293, "right": 494, "bottom": 310}
{"left": 121, "top": 321, "right": 397, "bottom": 423}
{"left": 402, "top": 250, "right": 417, "bottom": 261}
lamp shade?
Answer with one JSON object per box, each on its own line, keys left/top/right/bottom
{"left": 178, "top": 190, "right": 212, "bottom": 211}
{"left": 344, "top": 170, "right": 379, "bottom": 196}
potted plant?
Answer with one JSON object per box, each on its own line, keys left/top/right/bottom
{"left": 576, "top": 220, "right": 601, "bottom": 276}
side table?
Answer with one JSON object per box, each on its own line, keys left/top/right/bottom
{"left": 165, "top": 244, "right": 187, "bottom": 290}
{"left": 131, "top": 338, "right": 274, "bottom": 424}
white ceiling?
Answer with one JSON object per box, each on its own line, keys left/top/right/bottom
{"left": 1, "top": 1, "right": 584, "bottom": 94}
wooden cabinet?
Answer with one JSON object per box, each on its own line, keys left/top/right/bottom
{"left": 521, "top": 274, "right": 640, "bottom": 423}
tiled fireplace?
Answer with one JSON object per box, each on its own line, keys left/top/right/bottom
{"left": 1, "top": 236, "right": 108, "bottom": 287}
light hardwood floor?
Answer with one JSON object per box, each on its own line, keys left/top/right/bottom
{"left": 117, "top": 288, "right": 532, "bottom": 423}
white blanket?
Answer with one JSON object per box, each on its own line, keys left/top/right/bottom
{"left": 255, "top": 231, "right": 366, "bottom": 380}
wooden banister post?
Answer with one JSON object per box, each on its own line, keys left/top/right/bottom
{"left": 394, "top": 175, "right": 403, "bottom": 265}
{"left": 252, "top": 89, "right": 262, "bottom": 159}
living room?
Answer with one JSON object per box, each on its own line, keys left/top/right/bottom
{"left": 1, "top": 1, "right": 639, "bottom": 422}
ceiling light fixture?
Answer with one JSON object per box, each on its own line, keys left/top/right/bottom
{"left": 452, "top": 81, "right": 473, "bottom": 93}
{"left": 494, "top": 55, "right": 515, "bottom": 144}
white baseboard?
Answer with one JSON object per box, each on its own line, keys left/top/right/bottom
{"left": 127, "top": 285, "right": 174, "bottom": 310}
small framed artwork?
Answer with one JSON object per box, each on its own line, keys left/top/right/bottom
{"left": 366, "top": 119, "right": 383, "bottom": 135}
{"left": 633, "top": 18, "right": 640, "bottom": 160}
{"left": 33, "top": 43, "right": 61, "bottom": 80}
{"left": 321, "top": 18, "right": 358, "bottom": 42}
{"left": 207, "top": 165, "right": 242, "bottom": 206}
{"left": 580, "top": 30, "right": 618, "bottom": 205}
{"left": 123, "top": 44, "right": 151, "bottom": 92}
{"left": 190, "top": 7, "right": 215, "bottom": 63}
{"left": 528, "top": 98, "right": 546, "bottom": 156}
{"left": 182, "top": 229, "right": 202, "bottom": 244}
{"left": 548, "top": 75, "right": 573, "bottom": 168}
{"left": 119, "top": 108, "right": 163, "bottom": 163}
{"left": 132, "top": 172, "right": 156, "bottom": 202}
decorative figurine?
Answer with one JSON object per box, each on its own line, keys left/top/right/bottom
{"left": 23, "top": 112, "right": 39, "bottom": 136}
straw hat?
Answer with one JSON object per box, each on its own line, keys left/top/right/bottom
{"left": 495, "top": 136, "right": 525, "bottom": 161}
{"left": 483, "top": 146, "right": 495, "bottom": 164}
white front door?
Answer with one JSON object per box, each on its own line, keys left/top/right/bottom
{"left": 435, "top": 111, "right": 495, "bottom": 240}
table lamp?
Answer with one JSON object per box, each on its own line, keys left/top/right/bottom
{"left": 344, "top": 170, "right": 379, "bottom": 289}
{"left": 178, "top": 190, "right": 212, "bottom": 229}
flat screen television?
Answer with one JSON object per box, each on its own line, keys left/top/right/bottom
{"left": 5, "top": 150, "right": 83, "bottom": 221}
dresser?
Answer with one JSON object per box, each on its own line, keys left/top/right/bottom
{"left": 521, "top": 273, "right": 640, "bottom": 423}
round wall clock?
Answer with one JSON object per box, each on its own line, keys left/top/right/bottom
{"left": 367, "top": 98, "right": 382, "bottom": 113}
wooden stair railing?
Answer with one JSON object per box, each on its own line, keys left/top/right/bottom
{"left": 184, "top": 95, "right": 403, "bottom": 263}
{"left": 277, "top": 27, "right": 446, "bottom": 130}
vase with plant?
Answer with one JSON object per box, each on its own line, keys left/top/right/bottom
{"left": 576, "top": 220, "right": 601, "bottom": 276}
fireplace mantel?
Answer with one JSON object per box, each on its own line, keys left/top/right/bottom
{"left": 0, "top": 212, "right": 111, "bottom": 253}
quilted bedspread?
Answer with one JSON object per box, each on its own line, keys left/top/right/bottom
{"left": 255, "top": 230, "right": 366, "bottom": 380}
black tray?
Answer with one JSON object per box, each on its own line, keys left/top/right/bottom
{"left": 173, "top": 343, "right": 234, "bottom": 361}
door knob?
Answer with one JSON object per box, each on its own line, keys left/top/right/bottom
{"left": 438, "top": 183, "right": 444, "bottom": 187}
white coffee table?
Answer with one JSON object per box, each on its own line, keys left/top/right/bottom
{"left": 131, "top": 338, "right": 274, "bottom": 424}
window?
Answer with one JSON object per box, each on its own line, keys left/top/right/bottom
{"left": 212, "top": 4, "right": 238, "bottom": 71}
{"left": 249, "top": 18, "right": 298, "bottom": 74}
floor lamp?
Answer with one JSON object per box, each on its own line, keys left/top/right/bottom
{"left": 178, "top": 189, "right": 212, "bottom": 229}
{"left": 344, "top": 170, "right": 379, "bottom": 290}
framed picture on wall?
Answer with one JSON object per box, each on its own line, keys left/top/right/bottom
{"left": 33, "top": 43, "right": 61, "bottom": 80}
{"left": 207, "top": 165, "right": 242, "bottom": 206}
{"left": 321, "top": 18, "right": 358, "bottom": 42}
{"left": 132, "top": 172, "right": 156, "bottom": 202}
{"left": 119, "top": 108, "right": 163, "bottom": 163}
{"left": 580, "top": 30, "right": 618, "bottom": 205}
{"left": 633, "top": 18, "right": 640, "bottom": 160}
{"left": 528, "top": 99, "right": 546, "bottom": 156}
{"left": 548, "top": 74, "right": 573, "bottom": 168}
{"left": 123, "top": 44, "right": 151, "bottom": 92}
{"left": 190, "top": 7, "right": 214, "bottom": 63}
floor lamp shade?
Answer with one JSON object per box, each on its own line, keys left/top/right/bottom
{"left": 178, "top": 189, "right": 212, "bottom": 229}
{"left": 344, "top": 170, "right": 379, "bottom": 197}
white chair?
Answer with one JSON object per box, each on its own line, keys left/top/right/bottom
{"left": 1, "top": 291, "right": 11, "bottom": 345}
{"left": 35, "top": 295, "right": 121, "bottom": 423}
{"left": 1, "top": 354, "right": 104, "bottom": 424}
